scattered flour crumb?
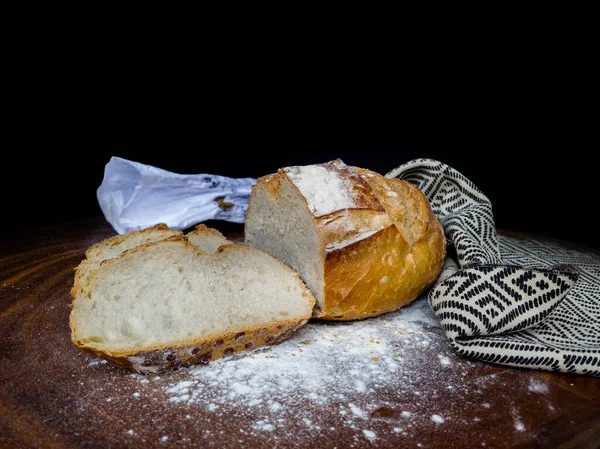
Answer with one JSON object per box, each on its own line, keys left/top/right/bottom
{"left": 160, "top": 436, "right": 168, "bottom": 442}
{"left": 231, "top": 383, "right": 252, "bottom": 395}
{"left": 438, "top": 355, "right": 451, "bottom": 366}
{"left": 393, "top": 428, "right": 403, "bottom": 433}
{"left": 363, "top": 430, "right": 376, "bottom": 441}
{"left": 513, "top": 410, "right": 526, "bottom": 432}
{"left": 349, "top": 404, "right": 365, "bottom": 418}
{"left": 355, "top": 380, "right": 366, "bottom": 392}
{"left": 528, "top": 379, "right": 549, "bottom": 394}
{"left": 132, "top": 392, "right": 140, "bottom": 398}
{"left": 127, "top": 430, "right": 134, "bottom": 436}
{"left": 431, "top": 414, "right": 445, "bottom": 424}
{"left": 269, "top": 402, "right": 282, "bottom": 412}
{"left": 253, "top": 421, "right": 274, "bottom": 432}
{"left": 482, "top": 403, "right": 490, "bottom": 408}
{"left": 401, "top": 411, "right": 411, "bottom": 418}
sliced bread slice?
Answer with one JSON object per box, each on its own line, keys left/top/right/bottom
{"left": 70, "top": 231, "right": 316, "bottom": 374}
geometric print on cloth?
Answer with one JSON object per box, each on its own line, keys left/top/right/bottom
{"left": 387, "top": 159, "right": 599, "bottom": 377}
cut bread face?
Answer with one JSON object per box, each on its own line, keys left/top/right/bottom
{"left": 244, "top": 173, "right": 326, "bottom": 314}
{"left": 70, "top": 225, "right": 316, "bottom": 374}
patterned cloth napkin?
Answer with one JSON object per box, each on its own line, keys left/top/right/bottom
{"left": 387, "top": 159, "right": 599, "bottom": 377}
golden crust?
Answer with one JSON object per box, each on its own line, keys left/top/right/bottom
{"left": 318, "top": 223, "right": 445, "bottom": 320}
{"left": 316, "top": 209, "right": 392, "bottom": 250}
{"left": 356, "top": 168, "right": 433, "bottom": 244}
{"left": 316, "top": 168, "right": 445, "bottom": 320}
{"left": 74, "top": 319, "right": 308, "bottom": 374}
{"left": 76, "top": 317, "right": 309, "bottom": 375}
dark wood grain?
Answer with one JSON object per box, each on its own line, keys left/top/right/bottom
{"left": 1, "top": 218, "right": 598, "bottom": 449}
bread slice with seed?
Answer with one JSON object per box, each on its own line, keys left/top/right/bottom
{"left": 70, "top": 228, "right": 316, "bottom": 374}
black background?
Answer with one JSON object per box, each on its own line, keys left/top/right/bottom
{"left": 2, "top": 25, "right": 597, "bottom": 252}
{"left": 3, "top": 148, "right": 598, "bottom": 251}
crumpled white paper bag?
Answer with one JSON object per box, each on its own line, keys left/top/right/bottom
{"left": 97, "top": 156, "right": 256, "bottom": 234}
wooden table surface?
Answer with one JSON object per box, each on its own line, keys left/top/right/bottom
{"left": 1, "top": 218, "right": 598, "bottom": 449}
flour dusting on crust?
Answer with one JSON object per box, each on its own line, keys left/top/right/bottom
{"left": 284, "top": 161, "right": 358, "bottom": 217}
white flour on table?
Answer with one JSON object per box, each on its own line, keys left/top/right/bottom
{"left": 114, "top": 295, "right": 554, "bottom": 446}
{"left": 127, "top": 297, "right": 463, "bottom": 441}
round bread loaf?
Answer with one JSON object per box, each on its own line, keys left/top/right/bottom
{"left": 244, "top": 158, "right": 446, "bottom": 321}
